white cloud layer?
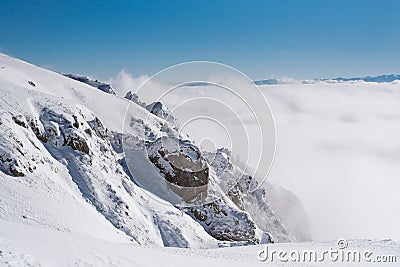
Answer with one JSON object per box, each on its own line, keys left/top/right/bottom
{"left": 262, "top": 81, "right": 400, "bottom": 241}
{"left": 118, "top": 69, "right": 400, "bottom": 241}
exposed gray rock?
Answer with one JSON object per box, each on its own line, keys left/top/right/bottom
{"left": 63, "top": 74, "right": 116, "bottom": 94}
{"left": 125, "top": 91, "right": 146, "bottom": 107}
{"left": 146, "top": 102, "right": 176, "bottom": 124}
{"left": 184, "top": 199, "right": 259, "bottom": 244}
{"left": 147, "top": 137, "right": 209, "bottom": 203}
{"left": 204, "top": 148, "right": 295, "bottom": 242}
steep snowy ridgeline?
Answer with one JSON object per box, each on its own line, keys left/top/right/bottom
{"left": 0, "top": 53, "right": 227, "bottom": 248}
{"left": 1, "top": 220, "right": 399, "bottom": 267}
{"left": 0, "top": 54, "right": 162, "bottom": 134}
{"left": 63, "top": 73, "right": 116, "bottom": 94}
{"left": 0, "top": 53, "right": 302, "bottom": 248}
{"left": 0, "top": 59, "right": 217, "bottom": 248}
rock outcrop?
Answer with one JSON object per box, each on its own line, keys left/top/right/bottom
{"left": 63, "top": 74, "right": 116, "bottom": 94}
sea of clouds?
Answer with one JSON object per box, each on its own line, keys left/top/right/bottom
{"left": 109, "top": 69, "right": 400, "bottom": 241}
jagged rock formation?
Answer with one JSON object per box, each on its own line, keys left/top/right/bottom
{"left": 204, "top": 148, "right": 301, "bottom": 242}
{"left": 125, "top": 91, "right": 146, "bottom": 107}
{"left": 63, "top": 74, "right": 116, "bottom": 94}
{"left": 145, "top": 102, "right": 176, "bottom": 124}
{"left": 184, "top": 199, "right": 260, "bottom": 244}
{"left": 147, "top": 137, "right": 209, "bottom": 203}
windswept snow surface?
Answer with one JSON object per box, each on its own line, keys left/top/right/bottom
{"left": 0, "top": 220, "right": 399, "bottom": 267}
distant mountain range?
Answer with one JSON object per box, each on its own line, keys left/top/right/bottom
{"left": 323, "top": 74, "right": 400, "bottom": 83}
{"left": 254, "top": 74, "right": 400, "bottom": 85}
{"left": 254, "top": 79, "right": 281, "bottom": 85}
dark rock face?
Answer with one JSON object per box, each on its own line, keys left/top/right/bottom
{"left": 147, "top": 137, "right": 209, "bottom": 188}
{"left": 0, "top": 154, "right": 24, "bottom": 177}
{"left": 37, "top": 108, "right": 91, "bottom": 154}
{"left": 145, "top": 102, "right": 176, "bottom": 123}
{"left": 185, "top": 199, "right": 258, "bottom": 243}
{"left": 28, "top": 117, "right": 48, "bottom": 143}
{"left": 147, "top": 138, "right": 260, "bottom": 244}
{"left": 0, "top": 113, "right": 44, "bottom": 177}
{"left": 12, "top": 115, "right": 28, "bottom": 128}
{"left": 8, "top": 163, "right": 24, "bottom": 177}
{"left": 204, "top": 148, "right": 294, "bottom": 242}
{"left": 28, "top": 80, "right": 36, "bottom": 87}
{"left": 125, "top": 91, "right": 146, "bottom": 107}
{"left": 147, "top": 137, "right": 209, "bottom": 202}
{"left": 63, "top": 74, "right": 116, "bottom": 94}
{"left": 64, "top": 134, "right": 89, "bottom": 154}
{"left": 87, "top": 117, "right": 108, "bottom": 139}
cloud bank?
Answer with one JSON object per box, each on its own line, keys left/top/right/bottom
{"left": 116, "top": 69, "right": 400, "bottom": 241}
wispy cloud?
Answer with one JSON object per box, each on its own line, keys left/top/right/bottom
{"left": 107, "top": 69, "right": 150, "bottom": 97}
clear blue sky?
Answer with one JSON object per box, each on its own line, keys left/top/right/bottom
{"left": 1, "top": 0, "right": 399, "bottom": 80}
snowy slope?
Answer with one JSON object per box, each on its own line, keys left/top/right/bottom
{"left": 0, "top": 53, "right": 219, "bottom": 248}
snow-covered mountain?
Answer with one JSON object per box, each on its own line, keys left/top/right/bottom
{"left": 254, "top": 74, "right": 400, "bottom": 85}
{"left": 0, "top": 53, "right": 310, "bottom": 251}
{"left": 325, "top": 74, "right": 400, "bottom": 83}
